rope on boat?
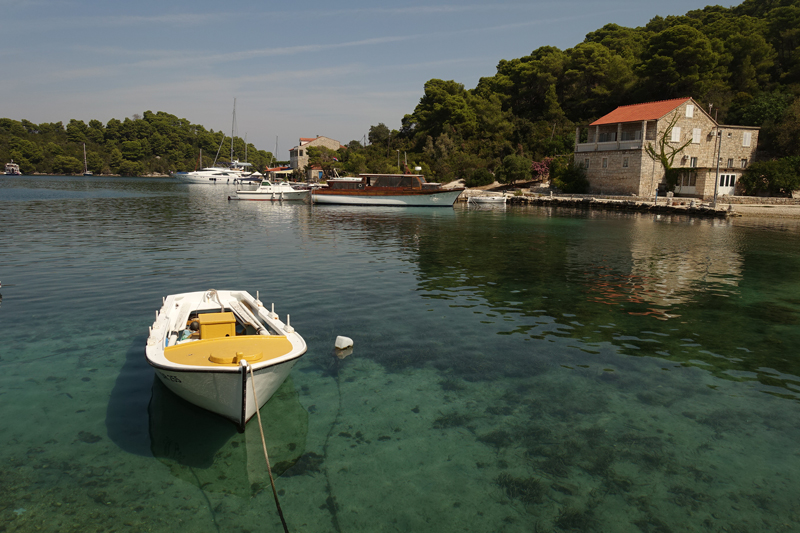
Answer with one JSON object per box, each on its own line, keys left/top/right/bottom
{"left": 248, "top": 363, "right": 290, "bottom": 533}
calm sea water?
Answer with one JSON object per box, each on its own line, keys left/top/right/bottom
{"left": 2, "top": 176, "right": 800, "bottom": 532}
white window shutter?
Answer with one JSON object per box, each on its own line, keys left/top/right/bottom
{"left": 671, "top": 127, "right": 681, "bottom": 143}
{"left": 692, "top": 128, "right": 701, "bottom": 144}
{"left": 686, "top": 104, "right": 694, "bottom": 118}
{"left": 742, "top": 131, "right": 751, "bottom": 147}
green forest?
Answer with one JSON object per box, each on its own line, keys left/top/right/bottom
{"left": 0, "top": 111, "right": 274, "bottom": 177}
{"left": 320, "top": 0, "right": 800, "bottom": 191}
{"left": 2, "top": 0, "right": 799, "bottom": 190}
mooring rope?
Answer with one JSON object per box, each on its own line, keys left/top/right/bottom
{"left": 248, "top": 364, "right": 290, "bottom": 533}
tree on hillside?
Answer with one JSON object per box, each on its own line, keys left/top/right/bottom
{"left": 639, "top": 24, "right": 727, "bottom": 102}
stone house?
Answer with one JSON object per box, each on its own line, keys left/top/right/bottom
{"left": 289, "top": 136, "right": 341, "bottom": 178}
{"left": 574, "top": 97, "right": 759, "bottom": 200}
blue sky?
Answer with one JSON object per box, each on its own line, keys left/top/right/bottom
{"left": 2, "top": 0, "right": 714, "bottom": 157}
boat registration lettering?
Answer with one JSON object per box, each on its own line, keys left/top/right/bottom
{"left": 160, "top": 372, "right": 182, "bottom": 383}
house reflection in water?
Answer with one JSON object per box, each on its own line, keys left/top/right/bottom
{"left": 568, "top": 215, "right": 743, "bottom": 320}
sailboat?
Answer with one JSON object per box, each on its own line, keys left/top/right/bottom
{"left": 83, "top": 143, "right": 93, "bottom": 176}
{"left": 175, "top": 99, "right": 255, "bottom": 184}
{"left": 228, "top": 98, "right": 254, "bottom": 177}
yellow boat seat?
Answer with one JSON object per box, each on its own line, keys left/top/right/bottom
{"left": 164, "top": 335, "right": 293, "bottom": 367}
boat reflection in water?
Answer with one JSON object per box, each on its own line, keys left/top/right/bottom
{"left": 148, "top": 374, "right": 308, "bottom": 496}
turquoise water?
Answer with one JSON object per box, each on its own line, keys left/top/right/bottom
{"left": 2, "top": 176, "right": 800, "bottom": 532}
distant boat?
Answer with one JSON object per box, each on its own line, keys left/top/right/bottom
{"left": 4, "top": 160, "right": 21, "bottom": 175}
{"left": 83, "top": 143, "right": 93, "bottom": 176}
{"left": 177, "top": 100, "right": 255, "bottom": 184}
{"left": 312, "top": 173, "right": 464, "bottom": 206}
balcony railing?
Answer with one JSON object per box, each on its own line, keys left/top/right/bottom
{"left": 576, "top": 141, "right": 644, "bottom": 152}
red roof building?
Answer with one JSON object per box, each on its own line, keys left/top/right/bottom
{"left": 575, "top": 98, "right": 759, "bottom": 201}
{"left": 589, "top": 98, "right": 693, "bottom": 126}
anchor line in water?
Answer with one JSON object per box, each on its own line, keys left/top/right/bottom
{"left": 320, "top": 356, "right": 344, "bottom": 532}
{"left": 248, "top": 363, "right": 290, "bottom": 533}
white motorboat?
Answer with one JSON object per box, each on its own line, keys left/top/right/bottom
{"left": 145, "top": 289, "right": 307, "bottom": 431}
{"left": 5, "top": 160, "right": 21, "bottom": 175}
{"left": 176, "top": 167, "right": 242, "bottom": 183}
{"left": 468, "top": 195, "right": 507, "bottom": 205}
{"left": 232, "top": 180, "right": 310, "bottom": 201}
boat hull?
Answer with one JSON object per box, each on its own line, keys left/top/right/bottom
{"left": 152, "top": 358, "right": 298, "bottom": 431}
{"left": 145, "top": 290, "right": 307, "bottom": 431}
{"left": 176, "top": 174, "right": 240, "bottom": 184}
{"left": 234, "top": 190, "right": 310, "bottom": 201}
{"left": 312, "top": 188, "right": 463, "bottom": 206}
{"left": 469, "top": 196, "right": 507, "bottom": 204}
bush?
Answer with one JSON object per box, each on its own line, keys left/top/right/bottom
{"left": 740, "top": 157, "right": 800, "bottom": 196}
{"left": 496, "top": 154, "right": 531, "bottom": 184}
{"left": 550, "top": 157, "right": 589, "bottom": 193}
{"left": 464, "top": 168, "right": 494, "bottom": 187}
{"left": 118, "top": 160, "right": 144, "bottom": 177}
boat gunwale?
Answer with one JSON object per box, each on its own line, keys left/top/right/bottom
{"left": 145, "top": 289, "right": 307, "bottom": 373}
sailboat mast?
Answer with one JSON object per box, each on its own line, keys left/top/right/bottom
{"left": 83, "top": 143, "right": 88, "bottom": 173}
{"left": 231, "top": 98, "right": 236, "bottom": 163}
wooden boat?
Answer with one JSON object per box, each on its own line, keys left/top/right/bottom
{"left": 145, "top": 289, "right": 307, "bottom": 431}
{"left": 312, "top": 173, "right": 464, "bottom": 206}
{"left": 231, "top": 180, "right": 310, "bottom": 201}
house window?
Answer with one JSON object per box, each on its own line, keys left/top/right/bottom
{"left": 741, "top": 159, "right": 748, "bottom": 168}
{"left": 671, "top": 127, "right": 682, "bottom": 143}
{"left": 598, "top": 132, "right": 616, "bottom": 142}
{"left": 730, "top": 175, "right": 736, "bottom": 187}
{"left": 686, "top": 104, "right": 694, "bottom": 118}
{"left": 727, "top": 158, "right": 733, "bottom": 168}
{"left": 299, "top": 150, "right": 304, "bottom": 157}
{"left": 692, "top": 128, "right": 701, "bottom": 144}
{"left": 742, "top": 132, "right": 752, "bottom": 147}
{"left": 680, "top": 173, "right": 697, "bottom": 187}
{"left": 690, "top": 157, "right": 697, "bottom": 168}
{"left": 602, "top": 158, "right": 608, "bottom": 168}
{"left": 584, "top": 158, "right": 590, "bottom": 169}
{"left": 622, "top": 157, "right": 629, "bottom": 168}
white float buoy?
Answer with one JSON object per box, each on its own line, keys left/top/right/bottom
{"left": 335, "top": 336, "right": 353, "bottom": 350}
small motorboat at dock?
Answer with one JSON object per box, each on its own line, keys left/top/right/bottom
{"left": 145, "top": 289, "right": 307, "bottom": 431}
{"left": 230, "top": 180, "right": 310, "bottom": 201}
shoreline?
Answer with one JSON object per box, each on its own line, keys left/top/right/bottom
{"left": 455, "top": 181, "right": 800, "bottom": 219}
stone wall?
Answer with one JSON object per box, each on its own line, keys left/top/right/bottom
{"left": 720, "top": 195, "right": 800, "bottom": 205}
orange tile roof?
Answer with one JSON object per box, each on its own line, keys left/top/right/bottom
{"left": 590, "top": 98, "right": 692, "bottom": 126}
